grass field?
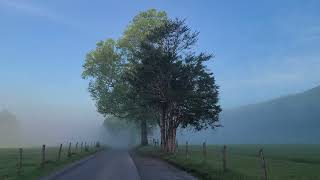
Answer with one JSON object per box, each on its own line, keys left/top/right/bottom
{"left": 137, "top": 144, "right": 320, "bottom": 180}
{"left": 0, "top": 145, "right": 101, "bottom": 180}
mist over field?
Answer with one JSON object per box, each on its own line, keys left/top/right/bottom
{"left": 2, "top": 84, "right": 320, "bottom": 148}
{"left": 0, "top": 1, "right": 319, "bottom": 150}
{"left": 0, "top": 104, "right": 138, "bottom": 148}
{"left": 176, "top": 85, "right": 320, "bottom": 144}
{"left": 0, "top": 1, "right": 320, "bottom": 180}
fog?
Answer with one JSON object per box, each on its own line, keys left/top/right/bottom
{"left": 0, "top": 103, "right": 139, "bottom": 148}
{"left": 2, "top": 84, "right": 320, "bottom": 148}
{"left": 174, "top": 85, "right": 320, "bottom": 145}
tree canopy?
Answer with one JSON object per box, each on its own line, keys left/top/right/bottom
{"left": 126, "top": 19, "right": 221, "bottom": 152}
{"left": 82, "top": 9, "right": 221, "bottom": 151}
{"left": 82, "top": 9, "right": 168, "bottom": 145}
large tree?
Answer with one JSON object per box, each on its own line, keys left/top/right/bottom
{"left": 82, "top": 9, "right": 167, "bottom": 145}
{"left": 127, "top": 19, "right": 221, "bottom": 152}
{"left": 82, "top": 10, "right": 221, "bottom": 150}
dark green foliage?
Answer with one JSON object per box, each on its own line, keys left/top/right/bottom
{"left": 127, "top": 19, "right": 221, "bottom": 131}
{"left": 82, "top": 10, "right": 221, "bottom": 149}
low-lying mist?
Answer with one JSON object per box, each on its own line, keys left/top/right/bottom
{"left": 0, "top": 104, "right": 139, "bottom": 148}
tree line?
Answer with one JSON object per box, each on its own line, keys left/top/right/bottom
{"left": 82, "top": 9, "right": 221, "bottom": 153}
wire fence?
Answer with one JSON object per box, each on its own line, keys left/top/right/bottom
{"left": 148, "top": 141, "right": 320, "bottom": 180}
{"left": 0, "top": 141, "right": 101, "bottom": 180}
{"left": 151, "top": 140, "right": 269, "bottom": 180}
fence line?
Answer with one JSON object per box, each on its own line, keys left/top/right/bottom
{"left": 152, "top": 140, "right": 269, "bottom": 180}
{"left": 0, "top": 141, "right": 102, "bottom": 179}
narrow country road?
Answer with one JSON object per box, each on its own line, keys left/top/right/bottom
{"left": 41, "top": 149, "right": 196, "bottom": 180}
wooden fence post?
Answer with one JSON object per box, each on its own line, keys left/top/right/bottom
{"left": 41, "top": 145, "right": 46, "bottom": 168}
{"left": 57, "top": 144, "right": 62, "bottom": 161}
{"left": 185, "top": 141, "right": 189, "bottom": 159}
{"left": 81, "top": 142, "right": 83, "bottom": 152}
{"left": 86, "top": 142, "right": 89, "bottom": 151}
{"left": 68, "top": 142, "right": 72, "bottom": 158}
{"left": 222, "top": 145, "right": 227, "bottom": 172}
{"left": 75, "top": 142, "right": 78, "bottom": 154}
{"left": 203, "top": 142, "right": 207, "bottom": 162}
{"left": 259, "top": 148, "right": 268, "bottom": 180}
{"left": 17, "top": 148, "right": 23, "bottom": 175}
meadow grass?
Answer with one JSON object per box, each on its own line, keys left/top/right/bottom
{"left": 137, "top": 144, "right": 320, "bottom": 180}
{"left": 0, "top": 145, "right": 102, "bottom": 180}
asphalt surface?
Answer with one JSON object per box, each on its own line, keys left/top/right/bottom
{"left": 42, "top": 150, "right": 140, "bottom": 180}
{"left": 41, "top": 149, "right": 197, "bottom": 180}
{"left": 131, "top": 153, "right": 197, "bottom": 180}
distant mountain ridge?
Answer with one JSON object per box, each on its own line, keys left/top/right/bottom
{"left": 174, "top": 85, "right": 320, "bottom": 144}
{"left": 212, "top": 85, "right": 320, "bottom": 143}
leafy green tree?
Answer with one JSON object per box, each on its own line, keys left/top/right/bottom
{"left": 82, "top": 9, "right": 167, "bottom": 145}
{"left": 82, "top": 10, "right": 221, "bottom": 150}
{"left": 118, "top": 9, "right": 167, "bottom": 60}
{"left": 127, "top": 19, "right": 221, "bottom": 152}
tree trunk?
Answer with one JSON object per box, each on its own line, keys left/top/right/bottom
{"left": 160, "top": 107, "right": 167, "bottom": 150}
{"left": 172, "top": 128, "right": 177, "bottom": 153}
{"left": 165, "top": 127, "right": 177, "bottom": 153}
{"left": 140, "top": 119, "right": 148, "bottom": 146}
{"left": 165, "top": 128, "right": 171, "bottom": 153}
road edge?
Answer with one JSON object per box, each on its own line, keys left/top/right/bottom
{"left": 128, "top": 151, "right": 143, "bottom": 180}
{"left": 39, "top": 151, "right": 102, "bottom": 180}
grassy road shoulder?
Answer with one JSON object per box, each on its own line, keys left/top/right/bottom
{"left": 136, "top": 145, "right": 320, "bottom": 180}
{"left": 0, "top": 146, "right": 107, "bottom": 180}
{"left": 136, "top": 145, "right": 250, "bottom": 180}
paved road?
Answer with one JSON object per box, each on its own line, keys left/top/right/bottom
{"left": 42, "top": 149, "right": 196, "bottom": 180}
{"left": 131, "top": 153, "right": 197, "bottom": 180}
{"left": 42, "top": 150, "right": 140, "bottom": 180}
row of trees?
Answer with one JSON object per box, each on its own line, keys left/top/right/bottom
{"left": 82, "top": 9, "right": 221, "bottom": 153}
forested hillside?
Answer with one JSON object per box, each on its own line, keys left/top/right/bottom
{"left": 216, "top": 85, "right": 320, "bottom": 143}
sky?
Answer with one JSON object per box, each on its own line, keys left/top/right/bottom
{"left": 1, "top": 0, "right": 320, "bottom": 113}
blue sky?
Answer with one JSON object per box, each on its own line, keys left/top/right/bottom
{"left": 1, "top": 0, "right": 320, "bottom": 111}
